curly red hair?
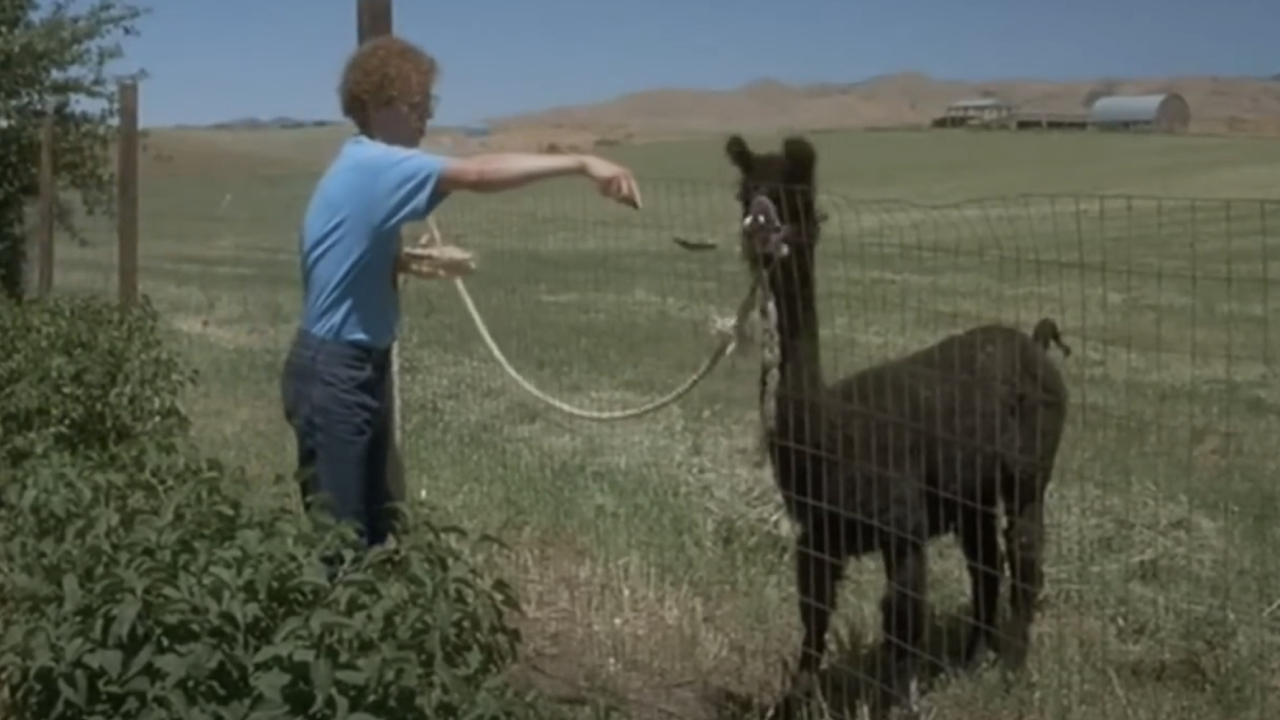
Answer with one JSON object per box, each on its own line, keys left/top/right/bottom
{"left": 339, "top": 36, "right": 438, "bottom": 135}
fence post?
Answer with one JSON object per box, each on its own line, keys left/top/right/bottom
{"left": 36, "top": 110, "right": 55, "bottom": 296}
{"left": 357, "top": 0, "right": 392, "bottom": 42}
{"left": 355, "top": 0, "right": 407, "bottom": 509}
{"left": 117, "top": 80, "right": 139, "bottom": 306}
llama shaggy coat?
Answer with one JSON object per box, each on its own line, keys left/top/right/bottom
{"left": 725, "top": 134, "right": 1069, "bottom": 709}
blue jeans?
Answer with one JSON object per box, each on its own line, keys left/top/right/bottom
{"left": 281, "top": 329, "right": 394, "bottom": 547}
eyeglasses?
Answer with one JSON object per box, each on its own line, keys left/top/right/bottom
{"left": 402, "top": 94, "right": 439, "bottom": 120}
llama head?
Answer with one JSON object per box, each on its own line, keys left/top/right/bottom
{"left": 725, "top": 134, "right": 819, "bottom": 272}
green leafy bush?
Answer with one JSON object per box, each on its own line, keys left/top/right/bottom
{"left": 0, "top": 295, "right": 195, "bottom": 468}
{"left": 0, "top": 449, "right": 544, "bottom": 720}
{"left": 0, "top": 295, "right": 546, "bottom": 720}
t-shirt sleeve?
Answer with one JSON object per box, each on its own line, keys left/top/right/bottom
{"left": 376, "top": 149, "right": 452, "bottom": 229}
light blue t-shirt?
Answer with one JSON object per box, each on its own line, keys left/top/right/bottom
{"left": 298, "top": 135, "right": 450, "bottom": 349}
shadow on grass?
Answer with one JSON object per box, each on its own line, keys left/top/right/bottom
{"left": 511, "top": 608, "right": 1000, "bottom": 720}
{"left": 706, "top": 610, "right": 990, "bottom": 720}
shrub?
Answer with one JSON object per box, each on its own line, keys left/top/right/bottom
{"left": 0, "top": 448, "right": 544, "bottom": 720}
{"left": 0, "top": 295, "right": 195, "bottom": 469}
{"left": 0, "top": 295, "right": 544, "bottom": 719}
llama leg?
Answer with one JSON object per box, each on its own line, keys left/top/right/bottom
{"left": 766, "top": 530, "right": 843, "bottom": 720}
{"left": 881, "top": 539, "right": 927, "bottom": 716}
{"left": 794, "top": 528, "right": 844, "bottom": 677}
{"left": 958, "top": 507, "right": 1004, "bottom": 668}
{"left": 1003, "top": 492, "right": 1046, "bottom": 671}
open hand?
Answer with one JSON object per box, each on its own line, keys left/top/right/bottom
{"left": 581, "top": 155, "right": 642, "bottom": 209}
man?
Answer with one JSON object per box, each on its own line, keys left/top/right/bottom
{"left": 281, "top": 35, "right": 641, "bottom": 547}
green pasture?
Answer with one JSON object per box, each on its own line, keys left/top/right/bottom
{"left": 50, "top": 129, "right": 1280, "bottom": 719}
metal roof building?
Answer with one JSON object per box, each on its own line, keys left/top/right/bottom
{"left": 947, "top": 97, "right": 1013, "bottom": 111}
{"left": 1088, "top": 93, "right": 1191, "bottom": 132}
{"left": 936, "top": 97, "right": 1014, "bottom": 126}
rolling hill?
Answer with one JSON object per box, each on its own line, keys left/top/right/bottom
{"left": 487, "top": 72, "right": 1280, "bottom": 136}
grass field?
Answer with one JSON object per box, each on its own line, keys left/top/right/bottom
{"left": 52, "top": 129, "right": 1280, "bottom": 719}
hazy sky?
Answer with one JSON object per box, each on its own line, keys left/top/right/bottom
{"left": 125, "top": 0, "right": 1277, "bottom": 128}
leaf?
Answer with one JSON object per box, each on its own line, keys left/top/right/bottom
{"left": 61, "top": 572, "right": 83, "bottom": 609}
{"left": 81, "top": 648, "right": 124, "bottom": 679}
{"left": 123, "top": 674, "right": 152, "bottom": 694}
{"left": 250, "top": 643, "right": 292, "bottom": 665}
{"left": 152, "top": 653, "right": 187, "bottom": 681}
{"left": 308, "top": 608, "right": 359, "bottom": 633}
{"left": 251, "top": 669, "right": 291, "bottom": 704}
{"left": 245, "top": 705, "right": 292, "bottom": 720}
{"left": 309, "top": 655, "right": 334, "bottom": 710}
{"left": 334, "top": 669, "right": 367, "bottom": 686}
{"left": 123, "top": 641, "right": 155, "bottom": 680}
{"left": 110, "top": 596, "right": 143, "bottom": 643}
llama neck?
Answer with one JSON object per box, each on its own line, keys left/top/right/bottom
{"left": 764, "top": 258, "right": 823, "bottom": 394}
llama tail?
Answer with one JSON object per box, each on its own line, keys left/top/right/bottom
{"left": 1031, "top": 317, "right": 1071, "bottom": 358}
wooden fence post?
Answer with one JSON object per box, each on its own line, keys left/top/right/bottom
{"left": 355, "top": 0, "right": 407, "bottom": 510}
{"left": 357, "top": 0, "right": 392, "bottom": 42}
{"left": 117, "top": 80, "right": 140, "bottom": 306}
{"left": 36, "top": 111, "right": 55, "bottom": 296}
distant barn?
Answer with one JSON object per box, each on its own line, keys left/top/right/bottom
{"left": 1088, "top": 93, "right": 1191, "bottom": 133}
{"left": 933, "top": 97, "right": 1014, "bottom": 127}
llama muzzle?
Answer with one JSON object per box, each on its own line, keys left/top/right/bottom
{"left": 741, "top": 193, "right": 790, "bottom": 260}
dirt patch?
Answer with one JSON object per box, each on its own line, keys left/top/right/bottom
{"left": 501, "top": 536, "right": 777, "bottom": 720}
{"left": 497, "top": 535, "right": 987, "bottom": 720}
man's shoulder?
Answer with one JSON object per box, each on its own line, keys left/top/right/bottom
{"left": 312, "top": 138, "right": 398, "bottom": 198}
{"left": 319, "top": 139, "right": 446, "bottom": 206}
{"left": 328, "top": 135, "right": 399, "bottom": 171}
{"left": 334, "top": 135, "right": 444, "bottom": 169}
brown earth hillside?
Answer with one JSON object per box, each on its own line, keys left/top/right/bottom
{"left": 487, "top": 72, "right": 1280, "bottom": 138}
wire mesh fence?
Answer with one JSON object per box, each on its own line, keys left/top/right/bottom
{"left": 131, "top": 164, "right": 316, "bottom": 474}
{"left": 29, "top": 194, "right": 121, "bottom": 297}
{"left": 404, "top": 182, "right": 1276, "bottom": 720}
{"left": 118, "top": 168, "right": 1279, "bottom": 719}
{"left": 23, "top": 80, "right": 140, "bottom": 303}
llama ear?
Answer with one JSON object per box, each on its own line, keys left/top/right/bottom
{"left": 725, "top": 134, "right": 753, "bottom": 172}
{"left": 782, "top": 136, "right": 817, "bottom": 178}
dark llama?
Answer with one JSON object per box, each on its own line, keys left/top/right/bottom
{"left": 725, "top": 134, "right": 1069, "bottom": 715}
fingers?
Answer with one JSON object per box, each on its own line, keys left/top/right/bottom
{"left": 622, "top": 175, "right": 642, "bottom": 209}
{"left": 602, "top": 174, "right": 641, "bottom": 209}
{"left": 588, "top": 159, "right": 641, "bottom": 209}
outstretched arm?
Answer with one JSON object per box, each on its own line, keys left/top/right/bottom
{"left": 443, "top": 152, "right": 641, "bottom": 208}
{"left": 439, "top": 152, "right": 587, "bottom": 194}
{"left": 379, "top": 148, "right": 641, "bottom": 230}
